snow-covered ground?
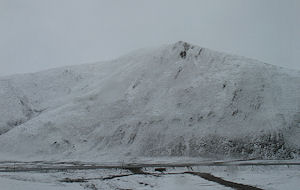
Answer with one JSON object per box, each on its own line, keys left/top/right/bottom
{"left": 0, "top": 161, "right": 299, "bottom": 190}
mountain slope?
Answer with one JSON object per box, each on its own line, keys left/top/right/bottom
{"left": 0, "top": 41, "right": 299, "bottom": 160}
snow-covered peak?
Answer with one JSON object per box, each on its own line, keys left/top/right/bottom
{"left": 0, "top": 42, "right": 299, "bottom": 161}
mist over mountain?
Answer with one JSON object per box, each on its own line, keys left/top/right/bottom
{"left": 0, "top": 41, "right": 299, "bottom": 161}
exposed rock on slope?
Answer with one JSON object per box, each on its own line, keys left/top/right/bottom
{"left": 0, "top": 41, "right": 299, "bottom": 160}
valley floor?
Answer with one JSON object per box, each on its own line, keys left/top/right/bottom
{"left": 0, "top": 160, "right": 299, "bottom": 190}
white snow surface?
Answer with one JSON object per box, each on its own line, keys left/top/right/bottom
{"left": 0, "top": 41, "right": 299, "bottom": 161}
{"left": 0, "top": 164, "right": 299, "bottom": 190}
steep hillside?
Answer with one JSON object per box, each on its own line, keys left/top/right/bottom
{"left": 0, "top": 41, "right": 299, "bottom": 161}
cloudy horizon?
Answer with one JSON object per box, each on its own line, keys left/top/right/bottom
{"left": 1, "top": 0, "right": 299, "bottom": 76}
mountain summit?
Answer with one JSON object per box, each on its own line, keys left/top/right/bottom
{"left": 0, "top": 42, "right": 299, "bottom": 161}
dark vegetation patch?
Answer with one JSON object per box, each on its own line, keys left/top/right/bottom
{"left": 60, "top": 177, "right": 88, "bottom": 183}
{"left": 185, "top": 172, "right": 263, "bottom": 190}
{"left": 187, "top": 131, "right": 298, "bottom": 159}
{"left": 154, "top": 168, "right": 166, "bottom": 173}
{"left": 125, "top": 167, "right": 146, "bottom": 174}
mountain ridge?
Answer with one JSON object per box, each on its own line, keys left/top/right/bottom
{"left": 0, "top": 41, "right": 299, "bottom": 161}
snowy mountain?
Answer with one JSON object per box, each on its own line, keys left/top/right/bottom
{"left": 0, "top": 41, "right": 299, "bottom": 161}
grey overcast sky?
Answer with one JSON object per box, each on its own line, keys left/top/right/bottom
{"left": 0, "top": 0, "right": 299, "bottom": 76}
